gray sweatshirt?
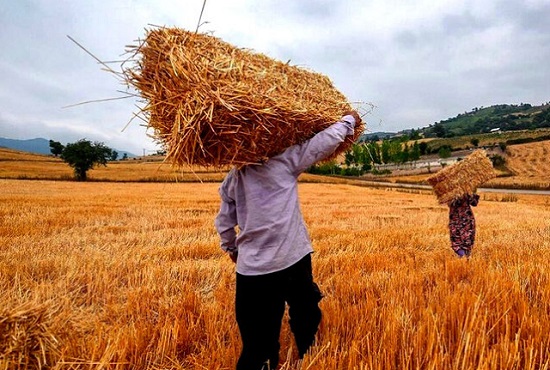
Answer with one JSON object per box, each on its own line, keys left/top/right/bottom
{"left": 214, "top": 115, "right": 357, "bottom": 275}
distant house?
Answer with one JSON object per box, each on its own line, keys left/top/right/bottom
{"left": 490, "top": 127, "right": 502, "bottom": 133}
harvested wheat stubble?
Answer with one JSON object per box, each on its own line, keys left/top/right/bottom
{"left": 123, "top": 27, "right": 365, "bottom": 167}
{"left": 427, "top": 149, "right": 497, "bottom": 204}
{"left": 0, "top": 301, "right": 61, "bottom": 369}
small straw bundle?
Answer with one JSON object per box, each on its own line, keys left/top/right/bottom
{"left": 427, "top": 149, "right": 496, "bottom": 204}
{"left": 123, "top": 27, "right": 364, "bottom": 167}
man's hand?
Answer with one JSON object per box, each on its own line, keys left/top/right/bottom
{"left": 228, "top": 250, "right": 238, "bottom": 263}
{"left": 343, "top": 110, "right": 361, "bottom": 125}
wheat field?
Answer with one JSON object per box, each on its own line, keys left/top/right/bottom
{"left": 0, "top": 148, "right": 229, "bottom": 183}
{"left": 503, "top": 141, "right": 550, "bottom": 182}
{"left": 1, "top": 178, "right": 549, "bottom": 369}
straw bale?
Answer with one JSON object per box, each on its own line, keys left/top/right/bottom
{"left": 427, "top": 150, "right": 496, "bottom": 204}
{"left": 123, "top": 27, "right": 365, "bottom": 167}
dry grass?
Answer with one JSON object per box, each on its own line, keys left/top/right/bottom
{"left": 1, "top": 179, "right": 550, "bottom": 369}
{"left": 494, "top": 141, "right": 550, "bottom": 189}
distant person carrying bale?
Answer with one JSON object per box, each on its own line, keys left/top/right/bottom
{"left": 427, "top": 150, "right": 496, "bottom": 257}
{"left": 215, "top": 111, "right": 362, "bottom": 370}
{"left": 448, "top": 193, "right": 480, "bottom": 257}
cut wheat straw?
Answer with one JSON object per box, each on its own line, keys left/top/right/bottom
{"left": 427, "top": 150, "right": 496, "bottom": 204}
{"left": 0, "top": 301, "right": 60, "bottom": 369}
{"left": 122, "top": 27, "right": 364, "bottom": 167}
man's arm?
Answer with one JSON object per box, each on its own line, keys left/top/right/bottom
{"left": 215, "top": 200, "right": 237, "bottom": 251}
{"left": 214, "top": 180, "right": 238, "bottom": 258}
{"left": 280, "top": 112, "right": 360, "bottom": 176}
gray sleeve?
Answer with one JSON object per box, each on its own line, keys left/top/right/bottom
{"left": 280, "top": 115, "right": 356, "bottom": 176}
{"left": 214, "top": 174, "right": 238, "bottom": 252}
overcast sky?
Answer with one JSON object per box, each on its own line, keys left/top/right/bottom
{"left": 1, "top": 0, "right": 549, "bottom": 155}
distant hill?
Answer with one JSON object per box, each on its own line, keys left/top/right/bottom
{"left": 360, "top": 131, "right": 397, "bottom": 141}
{"left": 0, "top": 137, "right": 137, "bottom": 159}
{"left": 419, "top": 103, "right": 550, "bottom": 138}
{"left": 0, "top": 137, "right": 51, "bottom": 154}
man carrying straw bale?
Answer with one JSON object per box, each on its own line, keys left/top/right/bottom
{"left": 427, "top": 149, "right": 496, "bottom": 257}
{"left": 123, "top": 26, "right": 365, "bottom": 368}
{"left": 215, "top": 111, "right": 362, "bottom": 369}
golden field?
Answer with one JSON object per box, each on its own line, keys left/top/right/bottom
{"left": 1, "top": 178, "right": 550, "bottom": 369}
{"left": 0, "top": 148, "right": 228, "bottom": 183}
{"left": 503, "top": 141, "right": 550, "bottom": 184}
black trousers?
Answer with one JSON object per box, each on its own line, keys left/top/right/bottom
{"left": 235, "top": 253, "right": 323, "bottom": 370}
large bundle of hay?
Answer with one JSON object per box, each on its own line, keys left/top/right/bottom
{"left": 123, "top": 27, "right": 364, "bottom": 167}
{"left": 427, "top": 150, "right": 496, "bottom": 204}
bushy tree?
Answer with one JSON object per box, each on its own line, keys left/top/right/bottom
{"left": 419, "top": 142, "right": 428, "bottom": 155}
{"left": 438, "top": 146, "right": 452, "bottom": 159}
{"left": 381, "top": 140, "right": 392, "bottom": 163}
{"left": 410, "top": 141, "right": 421, "bottom": 162}
{"left": 49, "top": 140, "right": 64, "bottom": 157}
{"left": 60, "top": 139, "right": 114, "bottom": 181}
{"left": 433, "top": 122, "right": 446, "bottom": 138}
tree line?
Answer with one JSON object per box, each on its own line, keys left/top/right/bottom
{"left": 309, "top": 138, "right": 430, "bottom": 176}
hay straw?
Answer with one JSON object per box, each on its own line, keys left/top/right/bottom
{"left": 427, "top": 150, "right": 496, "bottom": 204}
{"left": 0, "top": 301, "right": 61, "bottom": 369}
{"left": 122, "top": 27, "right": 365, "bottom": 167}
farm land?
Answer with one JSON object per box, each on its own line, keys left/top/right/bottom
{"left": 1, "top": 141, "right": 550, "bottom": 369}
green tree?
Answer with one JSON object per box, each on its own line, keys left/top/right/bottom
{"left": 410, "top": 141, "right": 421, "bottom": 162}
{"left": 365, "top": 142, "right": 381, "bottom": 164}
{"left": 344, "top": 144, "right": 362, "bottom": 167}
{"left": 433, "top": 122, "right": 446, "bottom": 138}
{"left": 470, "top": 138, "right": 480, "bottom": 147}
{"left": 399, "top": 144, "right": 410, "bottom": 163}
{"left": 49, "top": 140, "right": 64, "bottom": 157}
{"left": 419, "top": 142, "right": 428, "bottom": 155}
{"left": 356, "top": 144, "right": 373, "bottom": 170}
{"left": 60, "top": 139, "right": 114, "bottom": 181}
{"left": 409, "top": 129, "right": 421, "bottom": 140}
{"left": 389, "top": 141, "right": 403, "bottom": 163}
{"left": 381, "top": 140, "right": 392, "bottom": 163}
{"left": 438, "top": 146, "right": 452, "bottom": 159}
